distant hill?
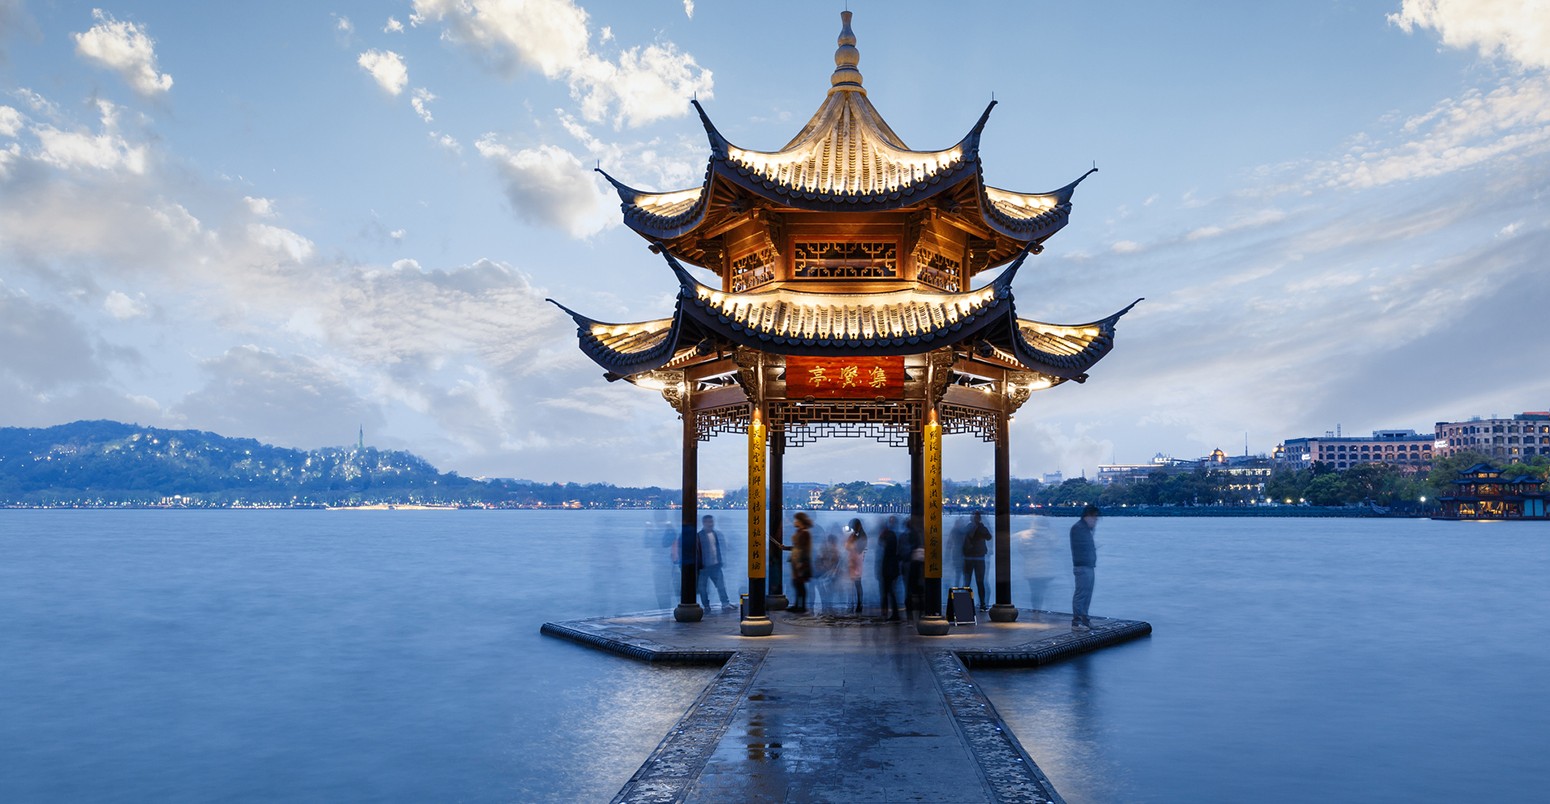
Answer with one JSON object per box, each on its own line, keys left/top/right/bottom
{"left": 0, "top": 420, "right": 675, "bottom": 508}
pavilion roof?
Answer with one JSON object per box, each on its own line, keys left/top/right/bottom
{"left": 549, "top": 249, "right": 1139, "bottom": 383}
{"left": 597, "top": 11, "right": 1094, "bottom": 257}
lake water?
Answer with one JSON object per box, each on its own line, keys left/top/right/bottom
{"left": 1, "top": 511, "right": 1547, "bottom": 802}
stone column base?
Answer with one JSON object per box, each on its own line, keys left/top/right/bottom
{"left": 673, "top": 603, "right": 704, "bottom": 623}
{"left": 989, "top": 604, "right": 1019, "bottom": 623}
{"left": 739, "top": 616, "right": 774, "bottom": 636}
{"left": 916, "top": 615, "right": 950, "bottom": 636}
{"left": 765, "top": 593, "right": 789, "bottom": 611}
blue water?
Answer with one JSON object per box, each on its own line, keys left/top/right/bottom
{"left": 2, "top": 511, "right": 1547, "bottom": 802}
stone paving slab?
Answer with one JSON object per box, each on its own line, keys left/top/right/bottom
{"left": 543, "top": 607, "right": 1150, "bottom": 803}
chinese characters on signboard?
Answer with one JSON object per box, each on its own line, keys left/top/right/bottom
{"left": 785, "top": 356, "right": 905, "bottom": 399}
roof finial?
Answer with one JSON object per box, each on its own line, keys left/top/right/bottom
{"left": 830, "top": 10, "right": 863, "bottom": 93}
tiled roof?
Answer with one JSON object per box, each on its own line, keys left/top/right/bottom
{"left": 551, "top": 249, "right": 1140, "bottom": 380}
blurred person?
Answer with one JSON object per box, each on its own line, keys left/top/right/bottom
{"left": 877, "top": 516, "right": 902, "bottom": 621}
{"left": 785, "top": 512, "right": 814, "bottom": 613}
{"left": 903, "top": 516, "right": 925, "bottom": 620}
{"left": 1017, "top": 521, "right": 1058, "bottom": 611}
{"left": 697, "top": 515, "right": 732, "bottom": 611}
{"left": 962, "top": 510, "right": 992, "bottom": 610}
{"left": 1070, "top": 504, "right": 1100, "bottom": 631}
{"left": 647, "top": 516, "right": 677, "bottom": 609}
{"left": 815, "top": 530, "right": 842, "bottom": 612}
{"left": 947, "top": 515, "right": 968, "bottom": 586}
{"left": 845, "top": 518, "right": 868, "bottom": 614}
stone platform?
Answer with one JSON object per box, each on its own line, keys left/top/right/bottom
{"left": 542, "top": 607, "right": 1151, "bottom": 803}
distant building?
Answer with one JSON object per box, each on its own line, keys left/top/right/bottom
{"left": 1278, "top": 429, "right": 1434, "bottom": 472}
{"left": 1041, "top": 471, "right": 1065, "bottom": 486}
{"left": 1435, "top": 412, "right": 1550, "bottom": 462}
{"left": 1095, "top": 452, "right": 1191, "bottom": 486}
{"left": 1097, "top": 449, "right": 1274, "bottom": 497}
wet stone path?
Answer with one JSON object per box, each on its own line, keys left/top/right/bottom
{"left": 541, "top": 608, "right": 1150, "bottom": 804}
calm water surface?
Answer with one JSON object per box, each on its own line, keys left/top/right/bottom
{"left": 2, "top": 511, "right": 1547, "bottom": 802}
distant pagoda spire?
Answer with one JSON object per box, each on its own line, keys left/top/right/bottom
{"left": 830, "top": 10, "right": 863, "bottom": 93}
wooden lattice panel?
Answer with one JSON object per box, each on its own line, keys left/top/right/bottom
{"left": 769, "top": 400, "right": 922, "bottom": 448}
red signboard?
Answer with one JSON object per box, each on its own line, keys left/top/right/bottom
{"left": 786, "top": 356, "right": 905, "bottom": 399}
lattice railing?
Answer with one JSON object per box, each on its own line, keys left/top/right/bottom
{"left": 695, "top": 403, "right": 750, "bottom": 442}
{"left": 940, "top": 402, "right": 999, "bottom": 442}
{"left": 769, "top": 400, "right": 922, "bottom": 448}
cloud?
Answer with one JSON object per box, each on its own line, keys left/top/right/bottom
{"left": 0, "top": 284, "right": 107, "bottom": 389}
{"left": 173, "top": 346, "right": 387, "bottom": 450}
{"left": 244, "top": 195, "right": 275, "bottom": 218}
{"left": 1308, "top": 75, "right": 1550, "bottom": 190}
{"left": 357, "top": 49, "right": 408, "bottom": 96}
{"left": 1390, "top": 0, "right": 1550, "bottom": 71}
{"left": 0, "top": 105, "right": 21, "bottom": 138}
{"left": 683, "top": 1, "right": 694, "bottom": 19}
{"left": 384, "top": 16, "right": 405, "bottom": 34}
{"left": 30, "top": 100, "right": 148, "bottom": 174}
{"left": 474, "top": 137, "right": 613, "bottom": 237}
{"left": 72, "top": 9, "right": 173, "bottom": 96}
{"left": 411, "top": 87, "right": 435, "bottom": 122}
{"left": 410, "top": 0, "right": 712, "bottom": 128}
{"left": 429, "top": 131, "right": 462, "bottom": 154}
{"left": 103, "top": 290, "right": 148, "bottom": 320}
{"left": 334, "top": 14, "right": 353, "bottom": 34}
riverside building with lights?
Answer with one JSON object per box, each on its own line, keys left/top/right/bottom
{"left": 1434, "top": 412, "right": 1550, "bottom": 462}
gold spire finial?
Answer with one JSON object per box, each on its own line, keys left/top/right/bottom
{"left": 830, "top": 10, "right": 863, "bottom": 92}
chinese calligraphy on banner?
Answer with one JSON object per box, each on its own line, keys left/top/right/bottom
{"left": 786, "top": 356, "right": 905, "bottom": 398}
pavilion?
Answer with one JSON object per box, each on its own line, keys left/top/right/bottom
{"left": 552, "top": 11, "right": 1138, "bottom": 636}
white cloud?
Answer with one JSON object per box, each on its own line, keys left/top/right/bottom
{"left": 475, "top": 137, "right": 614, "bottom": 237}
{"left": 683, "top": 1, "right": 694, "bottom": 19}
{"left": 1111, "top": 240, "right": 1141, "bottom": 254}
{"left": 1390, "top": 0, "right": 1550, "bottom": 71}
{"left": 334, "top": 14, "right": 353, "bottom": 34}
{"left": 430, "top": 131, "right": 462, "bottom": 154}
{"left": 246, "top": 223, "right": 315, "bottom": 264}
{"left": 357, "top": 49, "right": 408, "bottom": 96}
{"left": 0, "top": 105, "right": 22, "bottom": 138}
{"left": 244, "top": 196, "right": 275, "bottom": 218}
{"left": 389, "top": 228, "right": 406, "bottom": 242}
{"left": 72, "top": 9, "right": 173, "bottom": 96}
{"left": 384, "top": 16, "right": 405, "bottom": 33}
{"left": 103, "top": 290, "right": 148, "bottom": 320}
{"left": 411, "top": 87, "right": 435, "bottom": 122}
{"left": 33, "top": 100, "right": 148, "bottom": 174}
{"left": 1309, "top": 75, "right": 1550, "bottom": 190}
{"left": 411, "top": 0, "right": 712, "bottom": 128}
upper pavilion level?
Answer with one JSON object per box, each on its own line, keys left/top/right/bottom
{"left": 596, "top": 11, "right": 1095, "bottom": 296}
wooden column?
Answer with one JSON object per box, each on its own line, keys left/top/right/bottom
{"left": 989, "top": 405, "right": 1019, "bottom": 622}
{"left": 674, "top": 406, "right": 703, "bottom": 622}
{"left": 917, "top": 406, "right": 949, "bottom": 635}
{"left": 741, "top": 406, "right": 773, "bottom": 635}
{"left": 766, "top": 429, "right": 788, "bottom": 610}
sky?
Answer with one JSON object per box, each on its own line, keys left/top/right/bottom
{"left": 1, "top": 0, "right": 1548, "bottom": 488}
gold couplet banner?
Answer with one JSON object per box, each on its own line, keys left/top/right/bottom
{"left": 924, "top": 409, "right": 943, "bottom": 579}
{"left": 747, "top": 410, "right": 767, "bottom": 578}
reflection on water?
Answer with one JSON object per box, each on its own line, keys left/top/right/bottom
{"left": 2, "top": 512, "right": 1548, "bottom": 802}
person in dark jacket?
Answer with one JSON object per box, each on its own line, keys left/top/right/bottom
{"left": 697, "top": 515, "right": 731, "bottom": 611}
{"left": 785, "top": 512, "right": 814, "bottom": 613}
{"left": 877, "top": 516, "right": 901, "bottom": 620}
{"left": 962, "top": 510, "right": 992, "bottom": 610}
{"left": 1069, "top": 504, "right": 1100, "bottom": 630}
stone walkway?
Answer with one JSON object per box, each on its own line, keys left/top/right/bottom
{"left": 542, "top": 607, "right": 1151, "bottom": 804}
